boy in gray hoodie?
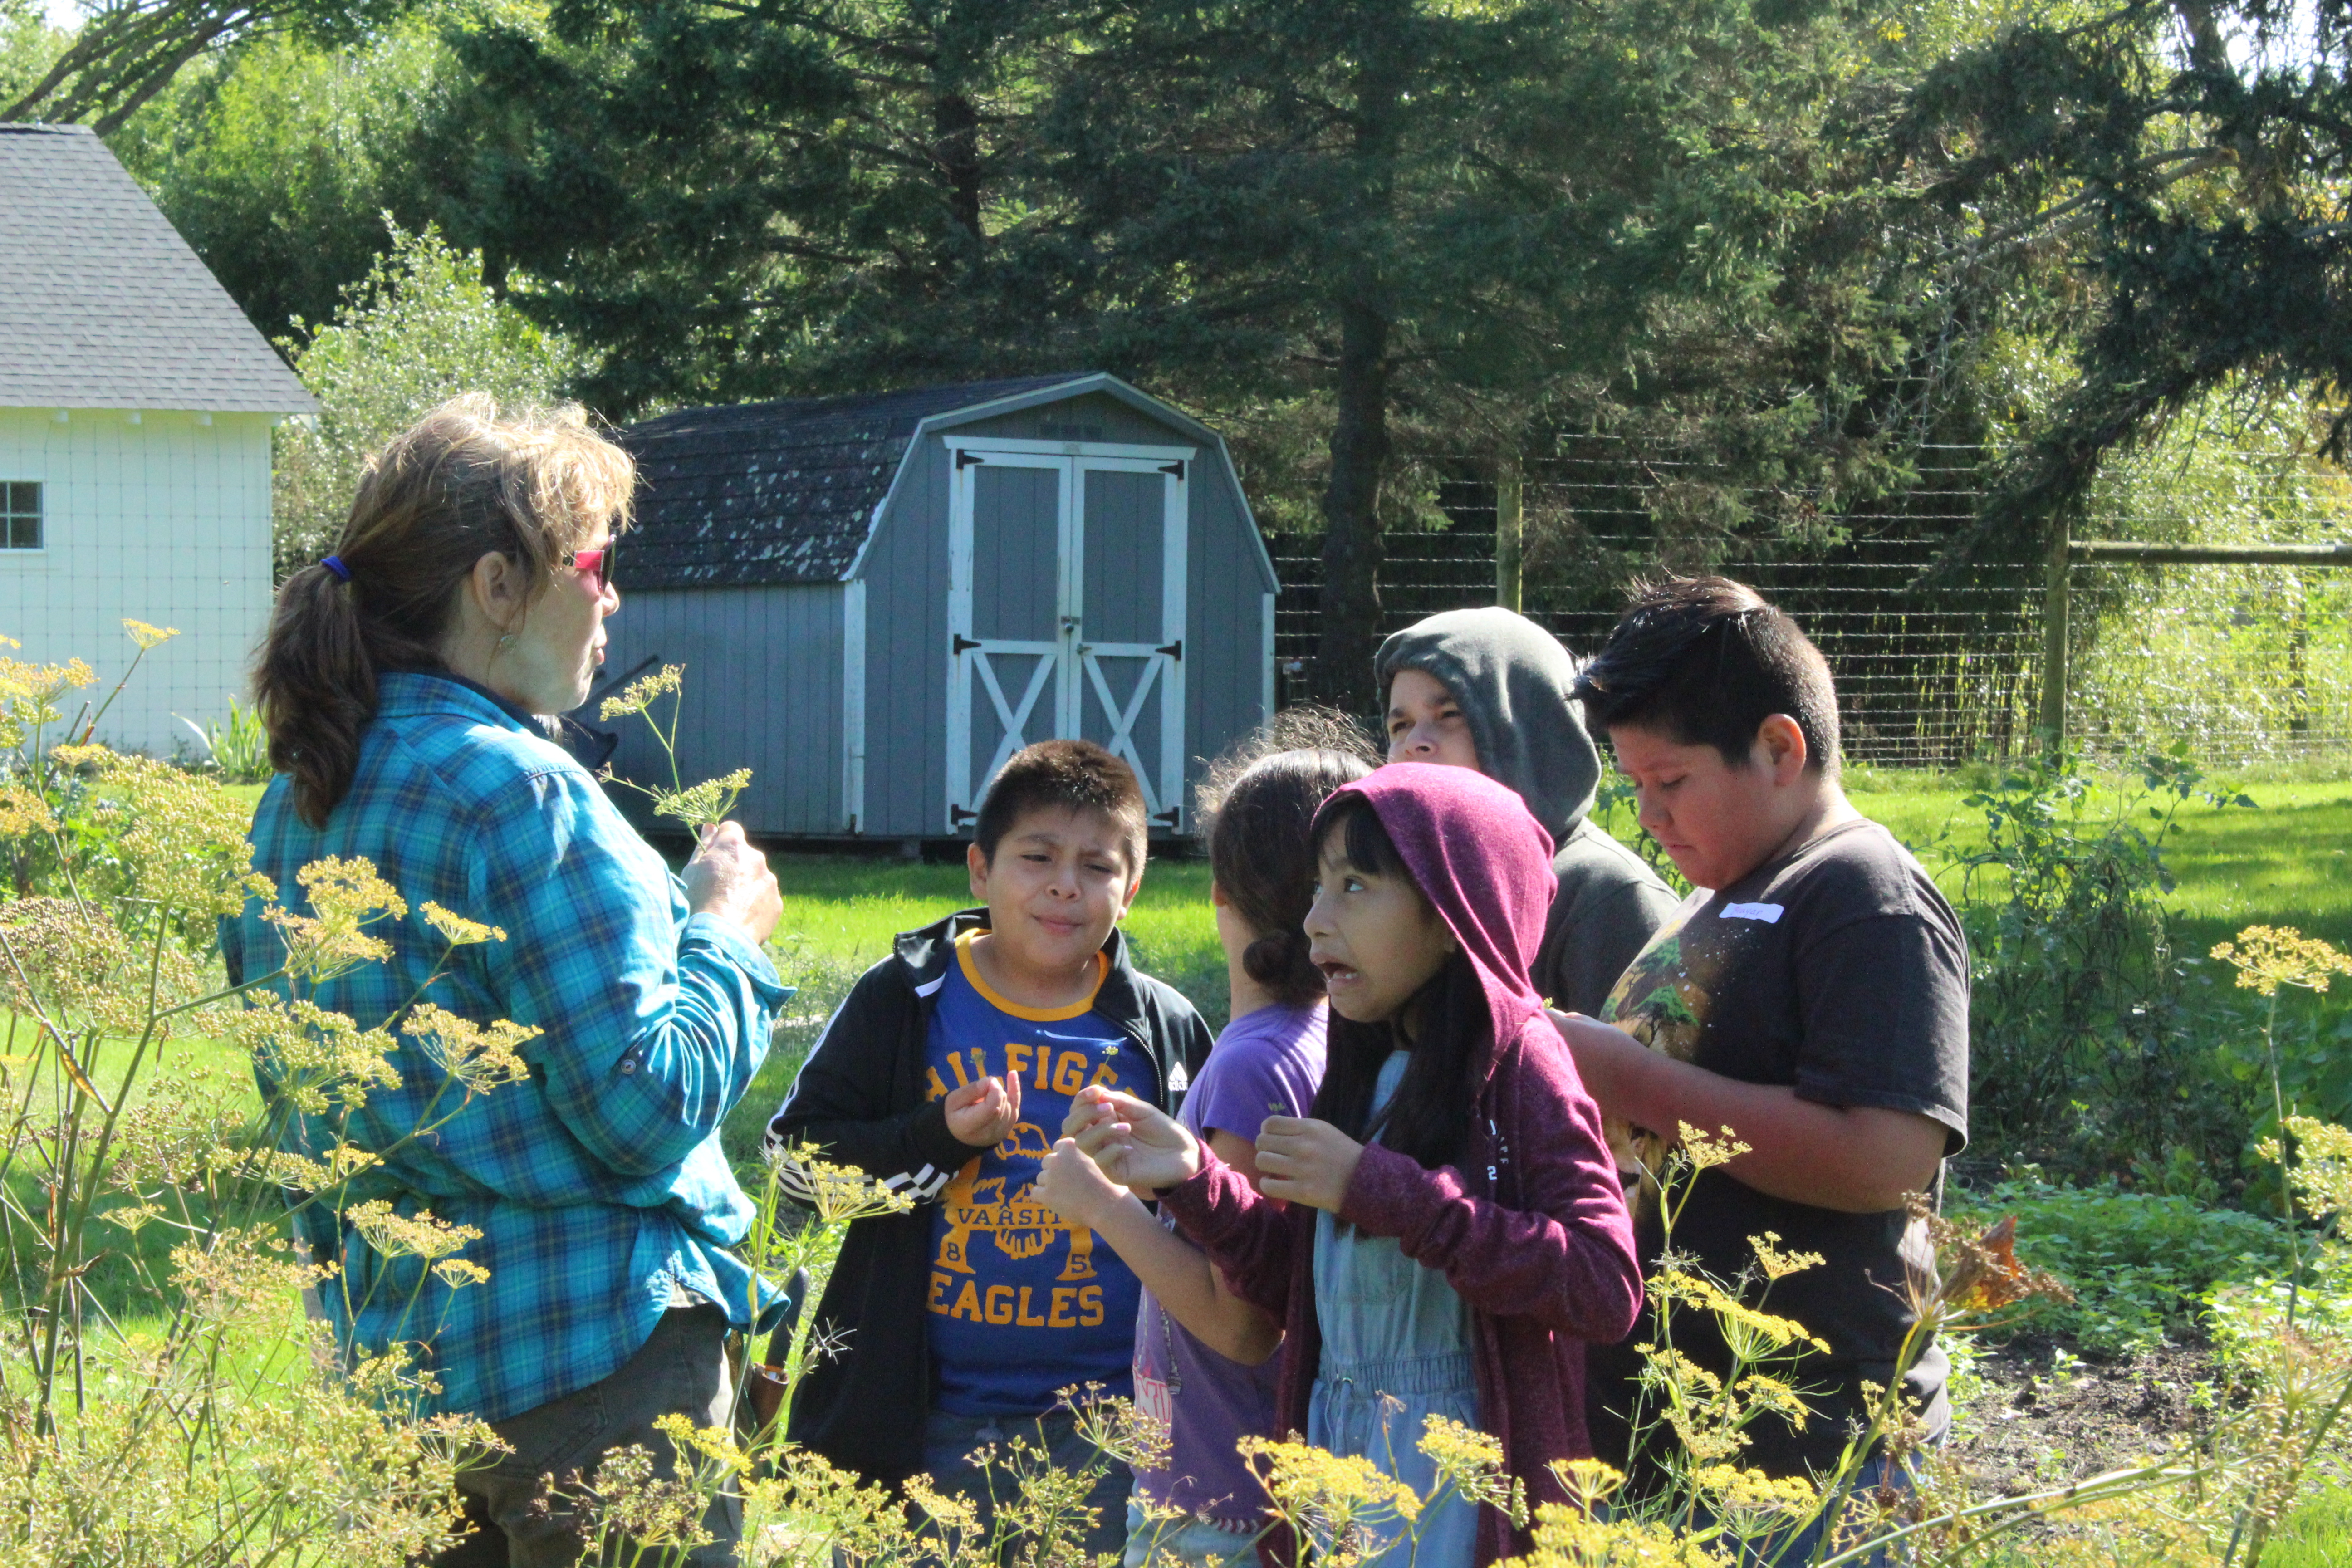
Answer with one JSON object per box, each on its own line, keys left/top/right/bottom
{"left": 1376, "top": 606, "right": 1680, "bottom": 1014}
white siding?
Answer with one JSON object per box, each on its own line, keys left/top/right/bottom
{"left": 0, "top": 407, "right": 273, "bottom": 758}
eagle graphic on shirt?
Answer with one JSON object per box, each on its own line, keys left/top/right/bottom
{"left": 1596, "top": 895, "right": 1767, "bottom": 1209}
{"left": 933, "top": 1126, "right": 1098, "bottom": 1282}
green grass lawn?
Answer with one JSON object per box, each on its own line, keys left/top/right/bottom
{"left": 1852, "top": 772, "right": 2352, "bottom": 960}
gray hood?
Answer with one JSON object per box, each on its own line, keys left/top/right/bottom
{"left": 1374, "top": 606, "right": 1602, "bottom": 843}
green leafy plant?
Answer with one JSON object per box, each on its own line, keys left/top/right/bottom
{"left": 1941, "top": 745, "right": 2255, "bottom": 1178}
{"left": 176, "top": 696, "right": 272, "bottom": 783}
{"left": 1948, "top": 1181, "right": 2291, "bottom": 1355}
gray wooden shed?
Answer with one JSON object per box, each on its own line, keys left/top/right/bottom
{"left": 604, "top": 372, "right": 1278, "bottom": 840}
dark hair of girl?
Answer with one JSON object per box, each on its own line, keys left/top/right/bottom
{"left": 254, "top": 397, "right": 633, "bottom": 828}
{"left": 1305, "top": 799, "right": 1485, "bottom": 1171}
{"left": 1194, "top": 730, "right": 1375, "bottom": 1008}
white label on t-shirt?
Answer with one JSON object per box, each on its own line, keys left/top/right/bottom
{"left": 1133, "top": 1364, "right": 1172, "bottom": 1431}
{"left": 1721, "top": 902, "right": 1784, "bottom": 924}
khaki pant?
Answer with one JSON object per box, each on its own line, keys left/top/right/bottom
{"left": 435, "top": 1304, "right": 741, "bottom": 1568}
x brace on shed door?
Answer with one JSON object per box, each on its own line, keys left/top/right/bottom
{"left": 944, "top": 438, "right": 1191, "bottom": 832}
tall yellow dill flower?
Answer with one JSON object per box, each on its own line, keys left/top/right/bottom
{"left": 2259, "top": 1116, "right": 2352, "bottom": 1223}
{"left": 1677, "top": 1122, "right": 1752, "bottom": 1169}
{"left": 2211, "top": 926, "right": 2352, "bottom": 995}
{"left": 421, "top": 902, "right": 507, "bottom": 947}
{"left": 1239, "top": 1434, "right": 1421, "bottom": 1559}
{"left": 1749, "top": 1231, "right": 1824, "bottom": 1282}
{"left": 1419, "top": 1415, "right": 1522, "bottom": 1521}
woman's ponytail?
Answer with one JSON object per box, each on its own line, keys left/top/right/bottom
{"left": 252, "top": 397, "right": 635, "bottom": 828}
{"left": 256, "top": 562, "right": 378, "bottom": 827}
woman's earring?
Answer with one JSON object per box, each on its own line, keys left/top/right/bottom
{"left": 496, "top": 632, "right": 517, "bottom": 651}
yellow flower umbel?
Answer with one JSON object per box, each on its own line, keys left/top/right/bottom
{"left": 265, "top": 856, "right": 407, "bottom": 985}
{"left": 2212, "top": 926, "right": 2352, "bottom": 996}
{"left": 1239, "top": 1434, "right": 1421, "bottom": 1567}
{"left": 2215, "top": 924, "right": 2352, "bottom": 1328}
{"left": 769, "top": 1145, "right": 918, "bottom": 1226}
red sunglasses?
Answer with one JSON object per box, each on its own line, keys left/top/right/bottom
{"left": 561, "top": 543, "right": 617, "bottom": 589}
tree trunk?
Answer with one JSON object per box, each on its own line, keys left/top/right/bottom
{"left": 1314, "top": 298, "right": 1391, "bottom": 713}
{"left": 934, "top": 90, "right": 985, "bottom": 262}
{"left": 1311, "top": 45, "right": 1403, "bottom": 715}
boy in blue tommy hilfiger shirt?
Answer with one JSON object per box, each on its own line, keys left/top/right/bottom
{"left": 770, "top": 740, "right": 1212, "bottom": 1558}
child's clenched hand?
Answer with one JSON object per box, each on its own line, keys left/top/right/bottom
{"left": 1063, "top": 1085, "right": 1202, "bottom": 1191}
{"left": 1252, "top": 1117, "right": 1366, "bottom": 1213}
{"left": 944, "top": 1072, "right": 1021, "bottom": 1149}
{"left": 1034, "top": 1137, "right": 1122, "bottom": 1229}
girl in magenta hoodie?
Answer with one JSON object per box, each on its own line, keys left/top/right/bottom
{"left": 1064, "top": 763, "right": 1641, "bottom": 1567}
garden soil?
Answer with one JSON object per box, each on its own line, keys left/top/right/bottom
{"left": 1944, "top": 1335, "right": 2217, "bottom": 1495}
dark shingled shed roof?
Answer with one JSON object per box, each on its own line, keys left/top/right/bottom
{"left": 618, "top": 373, "right": 1094, "bottom": 588}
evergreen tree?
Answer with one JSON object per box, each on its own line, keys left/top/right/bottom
{"left": 1893, "top": 1, "right": 2352, "bottom": 554}
{"left": 420, "top": 0, "right": 1088, "bottom": 411}
{"left": 1031, "top": 0, "right": 1939, "bottom": 706}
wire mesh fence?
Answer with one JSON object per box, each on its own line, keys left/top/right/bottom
{"left": 1269, "top": 433, "right": 2352, "bottom": 771}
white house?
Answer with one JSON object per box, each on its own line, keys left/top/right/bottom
{"left": 0, "top": 122, "right": 314, "bottom": 758}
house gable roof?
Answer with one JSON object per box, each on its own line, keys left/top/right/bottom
{"left": 0, "top": 124, "right": 315, "bottom": 414}
{"left": 619, "top": 372, "right": 1102, "bottom": 588}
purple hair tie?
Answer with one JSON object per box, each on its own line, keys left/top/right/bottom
{"left": 322, "top": 555, "right": 352, "bottom": 583}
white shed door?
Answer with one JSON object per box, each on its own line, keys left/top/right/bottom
{"left": 946, "top": 443, "right": 1191, "bottom": 833}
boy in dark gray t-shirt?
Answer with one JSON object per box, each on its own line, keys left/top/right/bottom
{"left": 1553, "top": 577, "right": 1970, "bottom": 1480}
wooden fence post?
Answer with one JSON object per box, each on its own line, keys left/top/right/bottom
{"left": 2038, "top": 514, "right": 2069, "bottom": 755}
{"left": 1495, "top": 455, "right": 1523, "bottom": 612}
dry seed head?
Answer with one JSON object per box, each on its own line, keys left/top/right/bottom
{"left": 1749, "top": 1231, "right": 1824, "bottom": 1281}
{"left": 346, "top": 1199, "right": 483, "bottom": 1261}
{"left": 600, "top": 662, "right": 685, "bottom": 721}
{"left": 401, "top": 1003, "right": 538, "bottom": 1093}
{"left": 421, "top": 902, "right": 507, "bottom": 946}
{"left": 1677, "top": 1122, "right": 1751, "bottom": 1169}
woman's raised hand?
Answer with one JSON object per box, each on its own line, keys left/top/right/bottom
{"left": 1063, "top": 1085, "right": 1202, "bottom": 1192}
{"left": 684, "top": 821, "right": 783, "bottom": 942}
{"left": 1251, "top": 1117, "right": 1366, "bottom": 1213}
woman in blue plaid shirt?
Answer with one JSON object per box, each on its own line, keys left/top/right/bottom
{"left": 226, "top": 398, "right": 788, "bottom": 1568}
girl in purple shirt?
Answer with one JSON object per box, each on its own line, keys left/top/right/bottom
{"left": 1039, "top": 740, "right": 1371, "bottom": 1565}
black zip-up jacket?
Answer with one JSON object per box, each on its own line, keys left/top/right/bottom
{"left": 766, "top": 908, "right": 1213, "bottom": 1484}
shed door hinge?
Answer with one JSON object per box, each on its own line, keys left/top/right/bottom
{"left": 1151, "top": 807, "right": 1181, "bottom": 828}
{"left": 953, "top": 633, "right": 981, "bottom": 654}
{"left": 957, "top": 449, "right": 986, "bottom": 468}
{"left": 1159, "top": 461, "right": 1184, "bottom": 479}
{"left": 1156, "top": 640, "right": 1181, "bottom": 661}
{"left": 950, "top": 804, "right": 978, "bottom": 827}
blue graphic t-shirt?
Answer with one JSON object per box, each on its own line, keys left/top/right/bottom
{"left": 925, "top": 930, "right": 1149, "bottom": 1416}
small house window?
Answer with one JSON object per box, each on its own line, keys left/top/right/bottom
{"left": 1, "top": 484, "right": 39, "bottom": 550}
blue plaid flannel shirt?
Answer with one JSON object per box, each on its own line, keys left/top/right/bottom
{"left": 221, "top": 673, "right": 790, "bottom": 1423}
